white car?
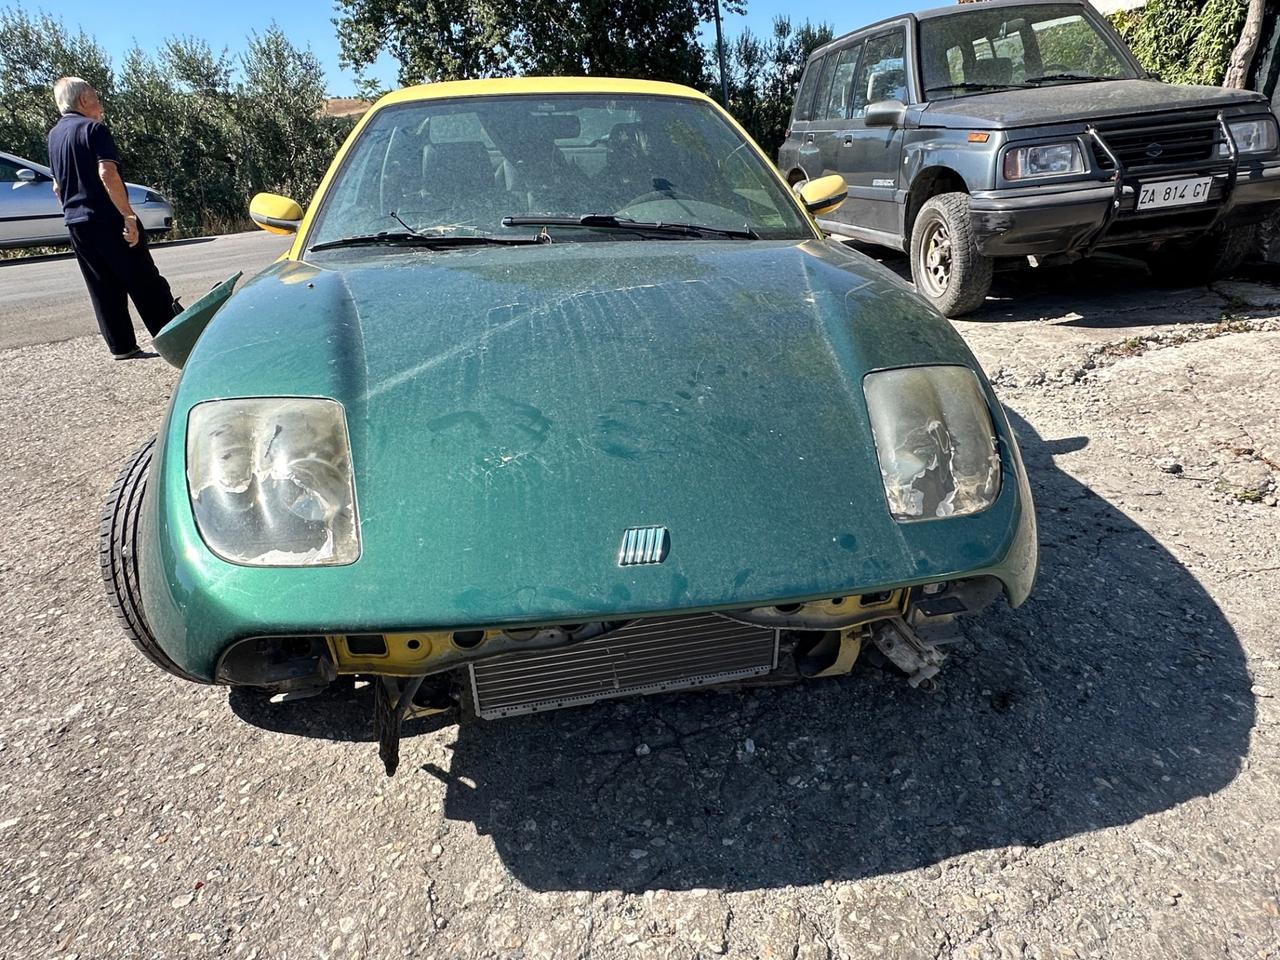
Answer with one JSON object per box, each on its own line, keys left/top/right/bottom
{"left": 0, "top": 149, "right": 174, "bottom": 248}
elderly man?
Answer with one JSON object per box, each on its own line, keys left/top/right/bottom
{"left": 48, "top": 77, "right": 179, "bottom": 360}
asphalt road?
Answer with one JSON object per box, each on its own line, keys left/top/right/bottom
{"left": 0, "top": 253, "right": 1277, "bottom": 958}
{"left": 0, "top": 232, "right": 292, "bottom": 351}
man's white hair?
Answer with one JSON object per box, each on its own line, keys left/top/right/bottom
{"left": 53, "top": 77, "right": 93, "bottom": 115}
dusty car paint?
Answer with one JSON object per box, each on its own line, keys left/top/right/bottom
{"left": 137, "top": 235, "right": 1035, "bottom": 680}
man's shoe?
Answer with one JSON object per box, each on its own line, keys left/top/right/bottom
{"left": 111, "top": 348, "right": 159, "bottom": 361}
{"left": 171, "top": 298, "right": 184, "bottom": 317}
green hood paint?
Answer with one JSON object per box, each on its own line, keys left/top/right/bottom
{"left": 139, "top": 238, "right": 1037, "bottom": 680}
{"left": 152, "top": 271, "right": 241, "bottom": 368}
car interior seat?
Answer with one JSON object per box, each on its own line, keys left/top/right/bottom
{"left": 968, "top": 56, "right": 1014, "bottom": 86}
{"left": 419, "top": 140, "right": 499, "bottom": 226}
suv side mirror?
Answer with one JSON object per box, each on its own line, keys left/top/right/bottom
{"left": 15, "top": 168, "right": 37, "bottom": 183}
{"left": 865, "top": 99, "right": 906, "bottom": 128}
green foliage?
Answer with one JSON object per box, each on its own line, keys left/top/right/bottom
{"left": 724, "top": 17, "right": 833, "bottom": 158}
{"left": 0, "top": 8, "right": 353, "bottom": 235}
{"left": 1111, "top": 0, "right": 1249, "bottom": 86}
{"left": 333, "top": 0, "right": 745, "bottom": 90}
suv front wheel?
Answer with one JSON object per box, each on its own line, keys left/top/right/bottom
{"left": 910, "top": 192, "right": 993, "bottom": 318}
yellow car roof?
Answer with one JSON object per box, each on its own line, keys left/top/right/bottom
{"left": 374, "top": 76, "right": 714, "bottom": 109}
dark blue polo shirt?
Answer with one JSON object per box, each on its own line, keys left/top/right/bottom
{"left": 47, "top": 112, "right": 123, "bottom": 226}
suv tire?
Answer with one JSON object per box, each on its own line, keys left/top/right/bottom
{"left": 910, "top": 193, "right": 993, "bottom": 318}
{"left": 1145, "top": 223, "right": 1257, "bottom": 287}
{"left": 99, "top": 437, "right": 206, "bottom": 682}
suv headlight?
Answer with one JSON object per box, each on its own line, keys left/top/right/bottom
{"left": 863, "top": 366, "right": 1001, "bottom": 521}
{"left": 1221, "top": 116, "right": 1278, "bottom": 156}
{"left": 187, "top": 398, "right": 360, "bottom": 566}
{"left": 1003, "top": 141, "right": 1084, "bottom": 180}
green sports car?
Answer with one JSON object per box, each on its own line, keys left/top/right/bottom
{"left": 100, "top": 77, "right": 1037, "bottom": 774}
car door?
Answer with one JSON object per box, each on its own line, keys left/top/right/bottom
{"left": 816, "top": 43, "right": 865, "bottom": 183}
{"left": 795, "top": 52, "right": 841, "bottom": 182}
{"left": 832, "top": 28, "right": 909, "bottom": 238}
{"left": 0, "top": 158, "right": 65, "bottom": 245}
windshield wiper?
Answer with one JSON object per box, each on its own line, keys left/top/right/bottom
{"left": 925, "top": 81, "right": 1023, "bottom": 94}
{"left": 309, "top": 231, "right": 544, "bottom": 252}
{"left": 1024, "top": 73, "right": 1113, "bottom": 85}
{"left": 501, "top": 214, "right": 759, "bottom": 240}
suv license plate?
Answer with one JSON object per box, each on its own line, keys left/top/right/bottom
{"left": 1138, "top": 177, "right": 1213, "bottom": 211}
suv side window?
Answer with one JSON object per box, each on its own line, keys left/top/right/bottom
{"left": 809, "top": 55, "right": 840, "bottom": 123}
{"left": 0, "top": 159, "right": 23, "bottom": 182}
{"left": 793, "top": 55, "right": 827, "bottom": 123}
{"left": 822, "top": 44, "right": 864, "bottom": 120}
{"left": 851, "top": 29, "right": 908, "bottom": 118}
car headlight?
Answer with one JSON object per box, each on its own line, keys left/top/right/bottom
{"left": 863, "top": 366, "right": 1001, "bottom": 521}
{"left": 1003, "top": 142, "right": 1084, "bottom": 180}
{"left": 186, "top": 398, "right": 360, "bottom": 566}
{"left": 1221, "top": 116, "right": 1278, "bottom": 156}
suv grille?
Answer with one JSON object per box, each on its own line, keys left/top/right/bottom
{"left": 1091, "top": 114, "right": 1224, "bottom": 172}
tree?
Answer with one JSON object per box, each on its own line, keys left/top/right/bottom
{"left": 1223, "top": 0, "right": 1265, "bottom": 88}
{"left": 333, "top": 0, "right": 745, "bottom": 90}
{"left": 0, "top": 7, "right": 112, "bottom": 161}
{"left": 1110, "top": 0, "right": 1251, "bottom": 87}
{"left": 724, "top": 16, "right": 832, "bottom": 157}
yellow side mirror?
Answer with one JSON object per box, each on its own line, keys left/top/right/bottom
{"left": 249, "top": 193, "right": 304, "bottom": 234}
{"left": 798, "top": 175, "right": 848, "bottom": 216}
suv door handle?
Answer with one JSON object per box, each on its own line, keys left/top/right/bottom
{"left": 842, "top": 134, "right": 854, "bottom": 146}
{"left": 805, "top": 133, "right": 815, "bottom": 144}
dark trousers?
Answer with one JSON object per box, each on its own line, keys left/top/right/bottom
{"left": 67, "top": 220, "right": 175, "bottom": 356}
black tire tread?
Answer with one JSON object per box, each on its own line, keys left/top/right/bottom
{"left": 99, "top": 438, "right": 208, "bottom": 682}
{"left": 910, "top": 192, "right": 994, "bottom": 318}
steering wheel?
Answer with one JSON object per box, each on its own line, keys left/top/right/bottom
{"left": 621, "top": 188, "right": 700, "bottom": 208}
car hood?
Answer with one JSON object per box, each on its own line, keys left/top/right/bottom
{"left": 165, "top": 239, "right": 1030, "bottom": 630}
{"left": 921, "top": 79, "right": 1269, "bottom": 129}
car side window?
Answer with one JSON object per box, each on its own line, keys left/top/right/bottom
{"left": 822, "top": 44, "right": 864, "bottom": 120}
{"left": 810, "top": 55, "right": 839, "bottom": 123}
{"left": 793, "top": 57, "right": 824, "bottom": 123}
{"left": 851, "top": 30, "right": 908, "bottom": 118}
{"left": 0, "top": 159, "right": 22, "bottom": 182}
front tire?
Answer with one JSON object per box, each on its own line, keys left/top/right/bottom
{"left": 1145, "top": 223, "right": 1257, "bottom": 286}
{"left": 910, "top": 192, "right": 993, "bottom": 318}
{"left": 99, "top": 438, "right": 206, "bottom": 682}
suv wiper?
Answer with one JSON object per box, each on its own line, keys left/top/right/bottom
{"left": 925, "top": 81, "right": 1023, "bottom": 94}
{"left": 309, "top": 231, "right": 543, "bottom": 252}
{"left": 1024, "top": 73, "right": 1112, "bottom": 85}
{"left": 501, "top": 214, "right": 759, "bottom": 240}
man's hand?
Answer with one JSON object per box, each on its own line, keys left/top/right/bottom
{"left": 123, "top": 216, "right": 140, "bottom": 247}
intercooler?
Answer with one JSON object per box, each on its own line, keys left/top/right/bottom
{"left": 467, "top": 614, "right": 779, "bottom": 720}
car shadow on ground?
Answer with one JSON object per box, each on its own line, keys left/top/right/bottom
{"left": 229, "top": 409, "right": 1254, "bottom": 892}
{"left": 848, "top": 241, "right": 1245, "bottom": 327}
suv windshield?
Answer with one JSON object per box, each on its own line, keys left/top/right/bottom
{"left": 306, "top": 94, "right": 811, "bottom": 248}
{"left": 919, "top": 3, "right": 1137, "bottom": 100}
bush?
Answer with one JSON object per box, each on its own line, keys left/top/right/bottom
{"left": 1110, "top": 0, "right": 1249, "bottom": 86}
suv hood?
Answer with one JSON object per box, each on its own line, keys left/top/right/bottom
{"left": 922, "top": 79, "right": 1269, "bottom": 129}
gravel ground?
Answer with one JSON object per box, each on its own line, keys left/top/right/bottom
{"left": 0, "top": 256, "right": 1277, "bottom": 960}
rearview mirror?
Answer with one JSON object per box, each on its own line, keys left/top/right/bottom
{"left": 865, "top": 99, "right": 906, "bottom": 128}
{"left": 249, "top": 192, "right": 304, "bottom": 234}
{"left": 798, "top": 174, "right": 848, "bottom": 216}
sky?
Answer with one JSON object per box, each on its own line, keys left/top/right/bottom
{"left": 41, "top": 0, "right": 908, "bottom": 96}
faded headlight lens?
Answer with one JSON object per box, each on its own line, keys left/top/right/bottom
{"left": 864, "top": 366, "right": 1001, "bottom": 521}
{"left": 186, "top": 398, "right": 360, "bottom": 566}
{"left": 1222, "top": 117, "right": 1278, "bottom": 156}
{"left": 1003, "top": 142, "right": 1084, "bottom": 180}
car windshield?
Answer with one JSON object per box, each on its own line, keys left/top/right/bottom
{"left": 306, "top": 93, "right": 812, "bottom": 248}
{"left": 919, "top": 3, "right": 1137, "bottom": 100}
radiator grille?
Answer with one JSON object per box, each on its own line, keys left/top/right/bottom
{"left": 469, "top": 614, "right": 778, "bottom": 720}
{"left": 1091, "top": 114, "right": 1224, "bottom": 172}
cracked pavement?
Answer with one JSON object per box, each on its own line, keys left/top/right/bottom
{"left": 0, "top": 248, "right": 1277, "bottom": 959}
